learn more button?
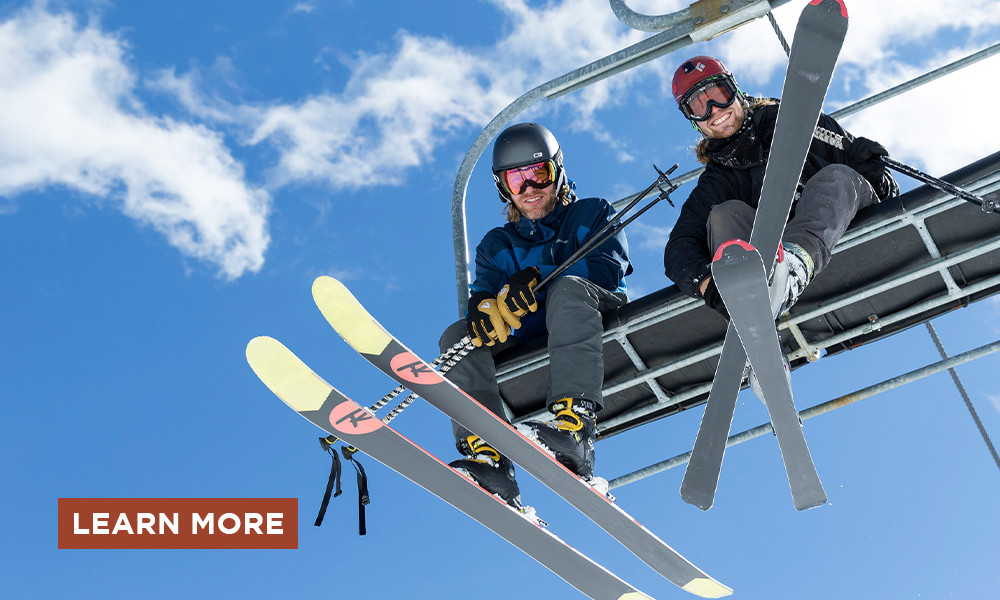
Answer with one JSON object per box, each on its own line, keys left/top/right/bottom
{"left": 58, "top": 498, "right": 298, "bottom": 549}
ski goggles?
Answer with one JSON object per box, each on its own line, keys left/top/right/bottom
{"left": 680, "top": 77, "right": 739, "bottom": 122}
{"left": 499, "top": 160, "right": 555, "bottom": 195}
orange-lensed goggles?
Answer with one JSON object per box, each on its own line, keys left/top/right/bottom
{"left": 681, "top": 78, "right": 738, "bottom": 122}
{"left": 500, "top": 161, "right": 555, "bottom": 195}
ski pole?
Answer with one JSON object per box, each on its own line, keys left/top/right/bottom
{"left": 322, "top": 164, "right": 680, "bottom": 445}
{"left": 814, "top": 127, "right": 999, "bottom": 213}
{"left": 539, "top": 163, "right": 679, "bottom": 286}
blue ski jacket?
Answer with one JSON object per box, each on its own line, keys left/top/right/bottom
{"left": 470, "top": 195, "right": 632, "bottom": 339}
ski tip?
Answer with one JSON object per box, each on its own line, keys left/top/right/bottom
{"left": 682, "top": 577, "right": 734, "bottom": 598}
{"left": 311, "top": 276, "right": 392, "bottom": 355}
{"left": 245, "top": 335, "right": 281, "bottom": 370}
{"left": 679, "top": 489, "right": 714, "bottom": 512}
{"left": 793, "top": 493, "right": 829, "bottom": 512}
{"left": 620, "top": 593, "right": 656, "bottom": 600}
{"left": 311, "top": 275, "right": 350, "bottom": 306}
{"left": 246, "top": 336, "right": 331, "bottom": 412}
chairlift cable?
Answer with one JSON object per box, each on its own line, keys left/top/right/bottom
{"left": 768, "top": 11, "right": 792, "bottom": 57}
{"left": 925, "top": 322, "right": 1000, "bottom": 473}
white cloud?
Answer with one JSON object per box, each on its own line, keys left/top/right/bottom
{"left": 237, "top": 0, "right": 1000, "bottom": 193}
{"left": 0, "top": 5, "right": 269, "bottom": 279}
{"left": 837, "top": 52, "right": 1000, "bottom": 176}
{"left": 241, "top": 0, "right": 655, "bottom": 189}
{"left": 710, "top": 1, "right": 1000, "bottom": 175}
{"left": 4, "top": 0, "right": 999, "bottom": 278}
{"left": 627, "top": 220, "right": 673, "bottom": 252}
{"left": 249, "top": 33, "right": 511, "bottom": 189}
{"left": 147, "top": 60, "right": 249, "bottom": 126}
{"left": 833, "top": 0, "right": 1000, "bottom": 174}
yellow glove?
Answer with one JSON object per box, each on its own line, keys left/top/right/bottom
{"left": 466, "top": 292, "right": 510, "bottom": 347}
{"left": 497, "top": 266, "right": 540, "bottom": 330}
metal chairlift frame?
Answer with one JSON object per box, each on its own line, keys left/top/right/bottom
{"left": 446, "top": 0, "right": 1000, "bottom": 484}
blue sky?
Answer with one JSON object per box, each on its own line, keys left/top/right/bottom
{"left": 3, "top": 0, "right": 1000, "bottom": 598}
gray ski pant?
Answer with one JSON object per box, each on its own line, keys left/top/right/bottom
{"left": 707, "top": 164, "right": 878, "bottom": 274}
{"left": 440, "top": 275, "right": 627, "bottom": 446}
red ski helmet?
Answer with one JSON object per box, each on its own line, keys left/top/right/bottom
{"left": 671, "top": 56, "right": 744, "bottom": 118}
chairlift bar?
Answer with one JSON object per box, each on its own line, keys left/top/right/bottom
{"left": 503, "top": 163, "right": 1000, "bottom": 429}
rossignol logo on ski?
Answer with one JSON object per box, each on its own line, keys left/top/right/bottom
{"left": 330, "top": 401, "right": 382, "bottom": 435}
{"left": 390, "top": 351, "right": 441, "bottom": 385}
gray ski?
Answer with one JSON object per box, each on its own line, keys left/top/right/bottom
{"left": 680, "top": 0, "right": 848, "bottom": 511}
{"left": 678, "top": 329, "right": 745, "bottom": 511}
{"left": 246, "top": 336, "right": 655, "bottom": 600}
{"left": 711, "top": 242, "right": 827, "bottom": 510}
{"left": 312, "top": 276, "right": 732, "bottom": 599}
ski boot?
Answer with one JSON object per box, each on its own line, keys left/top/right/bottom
{"left": 449, "top": 435, "right": 521, "bottom": 508}
{"left": 770, "top": 242, "right": 815, "bottom": 318}
{"left": 518, "top": 398, "right": 597, "bottom": 480}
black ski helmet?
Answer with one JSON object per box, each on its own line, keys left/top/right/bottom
{"left": 491, "top": 122, "right": 566, "bottom": 203}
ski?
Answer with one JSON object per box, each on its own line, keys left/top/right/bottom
{"left": 246, "top": 336, "right": 654, "bottom": 600}
{"left": 678, "top": 330, "right": 745, "bottom": 511}
{"left": 680, "top": 0, "right": 847, "bottom": 511}
{"left": 312, "top": 276, "right": 732, "bottom": 599}
{"left": 711, "top": 242, "right": 827, "bottom": 510}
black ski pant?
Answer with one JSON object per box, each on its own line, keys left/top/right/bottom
{"left": 706, "top": 164, "right": 877, "bottom": 274}
{"left": 439, "top": 275, "right": 626, "bottom": 450}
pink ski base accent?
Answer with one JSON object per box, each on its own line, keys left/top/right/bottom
{"left": 810, "top": 0, "right": 848, "bottom": 19}
{"left": 712, "top": 239, "right": 755, "bottom": 262}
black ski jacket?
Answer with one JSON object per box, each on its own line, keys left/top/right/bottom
{"left": 663, "top": 99, "right": 898, "bottom": 299}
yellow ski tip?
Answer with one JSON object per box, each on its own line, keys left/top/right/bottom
{"left": 311, "top": 276, "right": 391, "bottom": 355}
{"left": 682, "top": 578, "right": 733, "bottom": 598}
{"left": 246, "top": 336, "right": 331, "bottom": 412}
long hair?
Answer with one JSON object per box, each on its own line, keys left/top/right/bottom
{"left": 504, "top": 183, "right": 575, "bottom": 223}
{"left": 694, "top": 97, "right": 777, "bottom": 164}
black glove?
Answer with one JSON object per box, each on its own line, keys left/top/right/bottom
{"left": 701, "top": 278, "right": 730, "bottom": 321}
{"left": 845, "top": 136, "right": 889, "bottom": 187}
{"left": 466, "top": 291, "right": 510, "bottom": 348}
{"left": 497, "top": 266, "right": 540, "bottom": 330}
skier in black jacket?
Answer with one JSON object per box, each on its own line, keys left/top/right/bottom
{"left": 663, "top": 55, "right": 898, "bottom": 317}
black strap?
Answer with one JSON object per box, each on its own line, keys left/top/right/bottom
{"left": 342, "top": 445, "right": 370, "bottom": 536}
{"left": 314, "top": 437, "right": 343, "bottom": 527}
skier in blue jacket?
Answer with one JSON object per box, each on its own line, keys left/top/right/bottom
{"left": 440, "top": 122, "right": 631, "bottom": 507}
